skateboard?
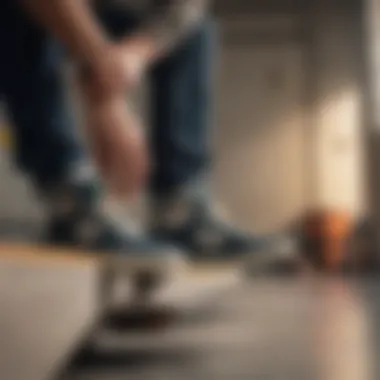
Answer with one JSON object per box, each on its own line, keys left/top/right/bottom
{"left": 0, "top": 242, "right": 245, "bottom": 380}
{"left": 58, "top": 237, "right": 305, "bottom": 378}
{"left": 96, "top": 233, "right": 303, "bottom": 331}
{"left": 0, "top": 242, "right": 246, "bottom": 326}
{"left": 56, "top": 253, "right": 245, "bottom": 376}
{"left": 96, "top": 254, "right": 243, "bottom": 332}
{"left": 0, "top": 234, "right": 302, "bottom": 333}
{"left": 0, "top": 239, "right": 303, "bottom": 379}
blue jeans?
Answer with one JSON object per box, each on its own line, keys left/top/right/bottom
{"left": 0, "top": 2, "right": 216, "bottom": 194}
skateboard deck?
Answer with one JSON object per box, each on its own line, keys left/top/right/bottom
{"left": 0, "top": 243, "right": 243, "bottom": 328}
{"left": 0, "top": 240, "right": 303, "bottom": 379}
{"left": 0, "top": 241, "right": 244, "bottom": 378}
{"left": 0, "top": 238, "right": 301, "bottom": 335}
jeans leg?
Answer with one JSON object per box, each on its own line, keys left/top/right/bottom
{"left": 1, "top": 8, "right": 84, "bottom": 188}
{"left": 1, "top": 1, "right": 144, "bottom": 189}
{"left": 149, "top": 20, "right": 218, "bottom": 196}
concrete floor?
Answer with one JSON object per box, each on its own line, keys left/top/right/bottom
{"left": 0, "top": 251, "right": 378, "bottom": 380}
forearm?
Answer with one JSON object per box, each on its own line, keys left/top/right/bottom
{"left": 21, "top": 0, "right": 109, "bottom": 64}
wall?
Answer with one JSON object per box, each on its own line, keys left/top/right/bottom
{"left": 363, "top": 0, "right": 380, "bottom": 225}
{"left": 213, "top": 0, "right": 366, "bottom": 232}
{"left": 0, "top": 108, "right": 43, "bottom": 231}
{"left": 365, "top": 0, "right": 380, "bottom": 126}
{"left": 306, "top": 2, "right": 365, "bottom": 217}
{"left": 213, "top": 14, "right": 307, "bottom": 233}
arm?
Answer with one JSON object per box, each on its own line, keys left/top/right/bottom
{"left": 20, "top": 0, "right": 109, "bottom": 64}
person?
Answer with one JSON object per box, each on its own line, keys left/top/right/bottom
{"left": 0, "top": 0, "right": 271, "bottom": 260}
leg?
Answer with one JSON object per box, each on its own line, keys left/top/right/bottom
{"left": 1, "top": 10, "right": 84, "bottom": 187}
{"left": 148, "top": 20, "right": 283, "bottom": 259}
{"left": 77, "top": 5, "right": 149, "bottom": 198}
{"left": 149, "top": 20, "right": 216, "bottom": 195}
{"left": 0, "top": 4, "right": 182, "bottom": 261}
{"left": 77, "top": 74, "right": 148, "bottom": 199}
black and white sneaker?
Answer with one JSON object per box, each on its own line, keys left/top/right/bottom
{"left": 39, "top": 176, "right": 185, "bottom": 268}
{"left": 149, "top": 193, "right": 293, "bottom": 265}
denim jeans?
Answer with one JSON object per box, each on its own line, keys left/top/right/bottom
{"left": 0, "top": 2, "right": 216, "bottom": 194}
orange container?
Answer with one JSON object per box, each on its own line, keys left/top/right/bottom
{"left": 301, "top": 210, "right": 354, "bottom": 271}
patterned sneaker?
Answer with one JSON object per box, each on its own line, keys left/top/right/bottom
{"left": 38, "top": 175, "right": 184, "bottom": 265}
{"left": 149, "top": 193, "right": 291, "bottom": 263}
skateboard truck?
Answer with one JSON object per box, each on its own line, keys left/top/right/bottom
{"left": 96, "top": 254, "right": 189, "bottom": 332}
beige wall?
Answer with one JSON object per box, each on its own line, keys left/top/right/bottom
{"left": 363, "top": 0, "right": 380, "bottom": 225}
{"left": 366, "top": 0, "right": 380, "bottom": 126}
{"left": 307, "top": 7, "right": 365, "bottom": 217}
{"left": 213, "top": 4, "right": 366, "bottom": 233}
{"left": 213, "top": 15, "right": 307, "bottom": 233}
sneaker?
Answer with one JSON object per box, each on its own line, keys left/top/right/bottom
{"left": 38, "top": 176, "right": 184, "bottom": 266}
{"left": 149, "top": 193, "right": 292, "bottom": 263}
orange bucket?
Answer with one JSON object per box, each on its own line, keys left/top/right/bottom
{"left": 301, "top": 210, "right": 354, "bottom": 271}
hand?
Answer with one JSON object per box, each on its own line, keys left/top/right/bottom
{"left": 119, "top": 39, "right": 151, "bottom": 88}
{"left": 82, "top": 40, "right": 151, "bottom": 99}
